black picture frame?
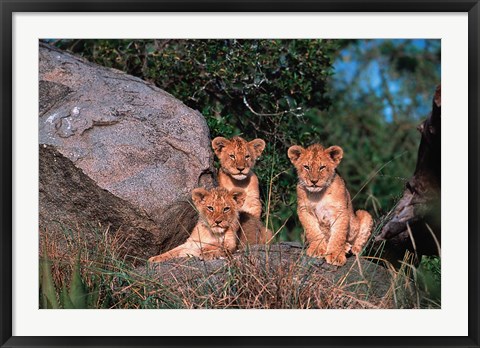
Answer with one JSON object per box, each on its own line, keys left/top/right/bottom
{"left": 1, "top": 1, "right": 479, "bottom": 347}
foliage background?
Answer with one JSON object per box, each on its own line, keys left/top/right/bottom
{"left": 53, "top": 39, "right": 441, "bottom": 242}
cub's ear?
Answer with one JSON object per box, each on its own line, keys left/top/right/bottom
{"left": 248, "top": 138, "right": 266, "bottom": 159}
{"left": 287, "top": 145, "right": 304, "bottom": 164}
{"left": 192, "top": 188, "right": 209, "bottom": 206}
{"left": 230, "top": 188, "right": 246, "bottom": 209}
{"left": 212, "top": 137, "right": 230, "bottom": 156}
{"left": 325, "top": 146, "right": 343, "bottom": 165}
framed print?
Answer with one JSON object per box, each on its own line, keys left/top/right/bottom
{"left": 1, "top": 1, "right": 479, "bottom": 347}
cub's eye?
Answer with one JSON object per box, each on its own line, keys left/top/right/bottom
{"left": 223, "top": 207, "right": 230, "bottom": 213}
{"left": 207, "top": 206, "right": 214, "bottom": 212}
{"left": 303, "top": 165, "right": 310, "bottom": 171}
{"left": 229, "top": 154, "right": 235, "bottom": 160}
{"left": 245, "top": 155, "right": 250, "bottom": 159}
{"left": 320, "top": 165, "right": 326, "bottom": 171}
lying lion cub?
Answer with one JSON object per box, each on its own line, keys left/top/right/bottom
{"left": 149, "top": 187, "right": 267, "bottom": 263}
{"left": 212, "top": 136, "right": 272, "bottom": 245}
{"left": 288, "top": 144, "right": 373, "bottom": 266}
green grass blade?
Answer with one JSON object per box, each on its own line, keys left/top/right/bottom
{"left": 61, "top": 283, "right": 75, "bottom": 309}
{"left": 69, "top": 254, "right": 87, "bottom": 308}
{"left": 40, "top": 252, "right": 59, "bottom": 309}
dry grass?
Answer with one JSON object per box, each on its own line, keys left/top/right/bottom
{"left": 39, "top": 224, "right": 439, "bottom": 309}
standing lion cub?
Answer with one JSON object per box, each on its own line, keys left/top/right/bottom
{"left": 288, "top": 144, "right": 373, "bottom": 266}
{"left": 212, "top": 136, "right": 272, "bottom": 245}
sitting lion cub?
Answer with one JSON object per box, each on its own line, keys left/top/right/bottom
{"left": 212, "top": 136, "right": 272, "bottom": 245}
{"left": 288, "top": 144, "right": 373, "bottom": 266}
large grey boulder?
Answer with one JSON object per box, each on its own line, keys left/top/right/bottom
{"left": 39, "top": 144, "right": 185, "bottom": 262}
{"left": 39, "top": 42, "right": 215, "bottom": 217}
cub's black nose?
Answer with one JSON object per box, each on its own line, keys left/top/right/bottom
{"left": 311, "top": 179, "right": 318, "bottom": 185}
{"left": 237, "top": 167, "right": 245, "bottom": 172}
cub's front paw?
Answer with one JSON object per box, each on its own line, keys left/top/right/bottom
{"left": 306, "top": 242, "right": 327, "bottom": 258}
{"left": 325, "top": 252, "right": 347, "bottom": 266}
{"left": 351, "top": 244, "right": 364, "bottom": 255}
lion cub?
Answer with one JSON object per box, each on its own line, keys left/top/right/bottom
{"left": 149, "top": 187, "right": 269, "bottom": 263}
{"left": 288, "top": 144, "right": 373, "bottom": 266}
{"left": 149, "top": 187, "right": 245, "bottom": 262}
{"left": 212, "top": 136, "right": 272, "bottom": 245}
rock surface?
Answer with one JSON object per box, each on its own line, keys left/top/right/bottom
{"left": 38, "top": 42, "right": 215, "bottom": 217}
{"left": 136, "top": 243, "right": 396, "bottom": 309}
{"left": 39, "top": 145, "right": 191, "bottom": 262}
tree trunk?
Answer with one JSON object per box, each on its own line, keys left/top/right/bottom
{"left": 375, "top": 85, "right": 441, "bottom": 263}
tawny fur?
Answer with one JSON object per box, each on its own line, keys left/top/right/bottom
{"left": 237, "top": 212, "right": 272, "bottom": 248}
{"left": 148, "top": 187, "right": 271, "bottom": 263}
{"left": 288, "top": 144, "right": 373, "bottom": 266}
{"left": 212, "top": 136, "right": 273, "bottom": 244}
